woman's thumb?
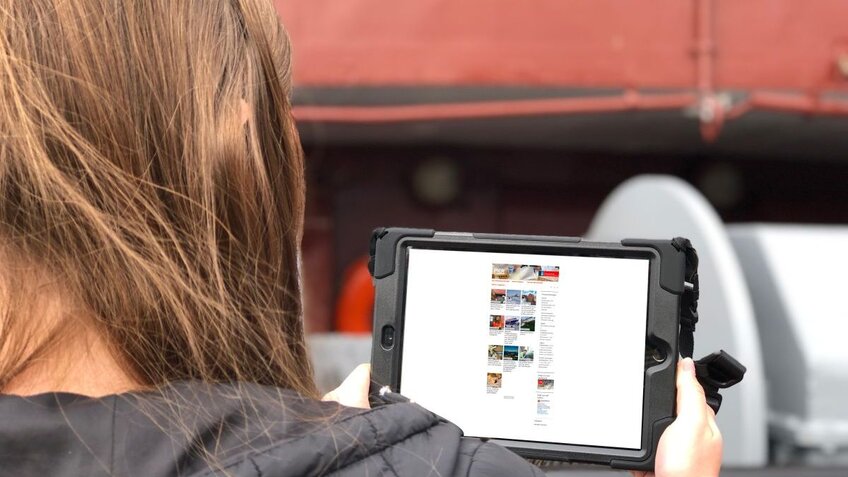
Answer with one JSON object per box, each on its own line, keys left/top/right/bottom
{"left": 676, "top": 358, "right": 707, "bottom": 419}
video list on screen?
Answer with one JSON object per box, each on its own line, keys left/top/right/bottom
{"left": 487, "top": 264, "right": 560, "bottom": 424}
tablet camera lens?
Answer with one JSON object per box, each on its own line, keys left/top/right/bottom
{"left": 649, "top": 346, "right": 666, "bottom": 363}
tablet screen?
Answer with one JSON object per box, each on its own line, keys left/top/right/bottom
{"left": 400, "top": 247, "right": 650, "bottom": 450}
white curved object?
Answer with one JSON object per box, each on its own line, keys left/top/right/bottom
{"left": 586, "top": 175, "right": 767, "bottom": 467}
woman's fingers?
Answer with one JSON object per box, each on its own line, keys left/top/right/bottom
{"left": 322, "top": 363, "right": 372, "bottom": 409}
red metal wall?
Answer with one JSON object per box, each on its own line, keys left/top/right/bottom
{"left": 276, "top": 0, "right": 848, "bottom": 91}
{"left": 716, "top": 1, "right": 848, "bottom": 90}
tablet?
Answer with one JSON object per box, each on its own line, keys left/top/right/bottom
{"left": 369, "top": 228, "right": 687, "bottom": 470}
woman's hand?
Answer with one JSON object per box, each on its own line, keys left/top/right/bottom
{"left": 322, "top": 363, "right": 371, "bottom": 409}
{"left": 632, "top": 358, "right": 723, "bottom": 477}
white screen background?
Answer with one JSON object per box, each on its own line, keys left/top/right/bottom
{"left": 400, "top": 248, "right": 649, "bottom": 450}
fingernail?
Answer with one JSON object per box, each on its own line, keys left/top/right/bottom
{"left": 682, "top": 357, "right": 695, "bottom": 374}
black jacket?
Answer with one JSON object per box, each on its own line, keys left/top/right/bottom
{"left": 0, "top": 382, "right": 543, "bottom": 476}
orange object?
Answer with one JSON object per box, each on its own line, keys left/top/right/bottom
{"left": 334, "top": 257, "right": 375, "bottom": 333}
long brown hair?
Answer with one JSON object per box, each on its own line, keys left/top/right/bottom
{"left": 0, "top": 0, "right": 315, "bottom": 396}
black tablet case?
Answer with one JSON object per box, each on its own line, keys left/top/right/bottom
{"left": 368, "top": 228, "right": 688, "bottom": 470}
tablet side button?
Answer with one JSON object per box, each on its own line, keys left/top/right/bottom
{"left": 381, "top": 325, "right": 396, "bottom": 350}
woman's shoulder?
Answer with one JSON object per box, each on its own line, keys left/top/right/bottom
{"left": 0, "top": 381, "right": 543, "bottom": 476}
{"left": 181, "top": 382, "right": 544, "bottom": 477}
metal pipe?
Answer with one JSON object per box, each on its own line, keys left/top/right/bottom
{"left": 293, "top": 93, "right": 697, "bottom": 123}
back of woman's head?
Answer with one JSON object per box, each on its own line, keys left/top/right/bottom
{"left": 0, "top": 0, "right": 314, "bottom": 396}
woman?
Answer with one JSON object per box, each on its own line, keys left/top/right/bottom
{"left": 0, "top": 1, "right": 721, "bottom": 475}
